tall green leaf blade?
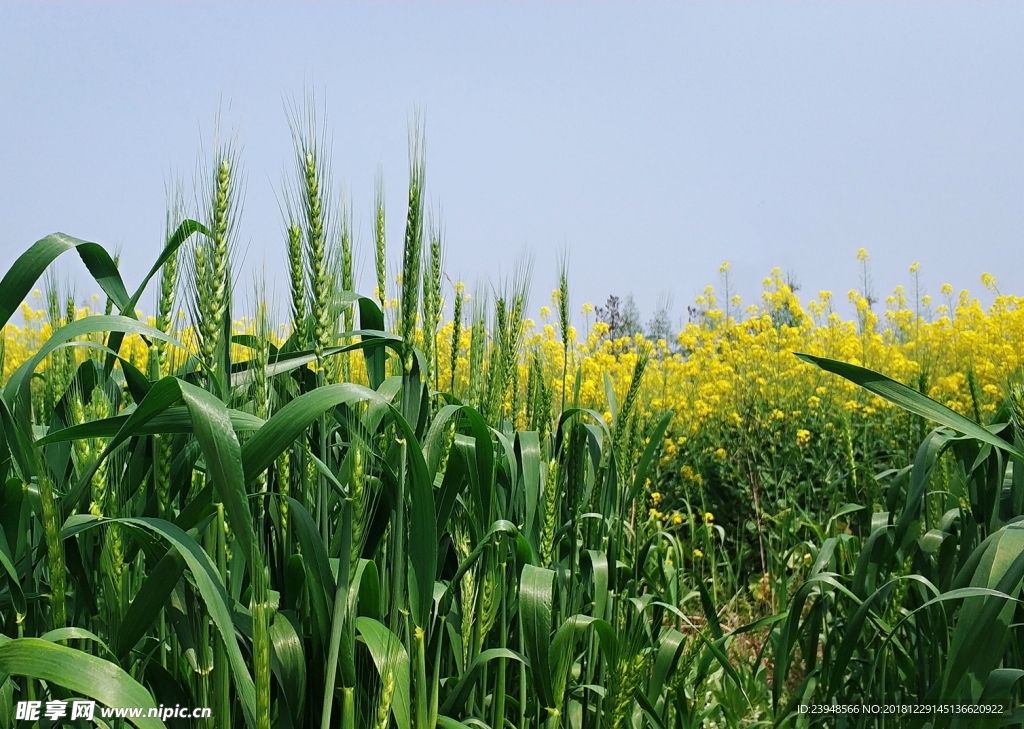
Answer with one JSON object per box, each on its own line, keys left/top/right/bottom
{"left": 550, "top": 615, "right": 616, "bottom": 705}
{"left": 0, "top": 525, "right": 25, "bottom": 616}
{"left": 796, "top": 353, "right": 1024, "bottom": 460}
{"left": 179, "top": 381, "right": 256, "bottom": 563}
{"left": 438, "top": 648, "right": 524, "bottom": 717}
{"left": 403, "top": 427, "right": 436, "bottom": 630}
{"left": 0, "top": 233, "right": 130, "bottom": 328}
{"left": 516, "top": 431, "right": 541, "bottom": 543}
{"left": 39, "top": 627, "right": 115, "bottom": 659}
{"left": 629, "top": 410, "right": 673, "bottom": 504}
{"left": 649, "top": 628, "right": 685, "bottom": 704}
{"left": 115, "top": 549, "right": 187, "bottom": 659}
{"left": 521, "top": 564, "right": 556, "bottom": 710}
{"left": 357, "top": 296, "right": 388, "bottom": 388}
{"left": 942, "top": 525, "right": 1024, "bottom": 701}
{"left": 355, "top": 617, "right": 411, "bottom": 729}
{"left": 0, "top": 638, "right": 165, "bottom": 729}
{"left": 287, "top": 498, "right": 335, "bottom": 648}
{"left": 240, "top": 383, "right": 382, "bottom": 484}
{"left": 269, "top": 612, "right": 306, "bottom": 726}
{"left": 37, "top": 407, "right": 263, "bottom": 445}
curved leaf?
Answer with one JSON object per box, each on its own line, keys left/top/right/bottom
{"left": 0, "top": 233, "right": 129, "bottom": 328}
{"left": 3, "top": 316, "right": 183, "bottom": 406}
{"left": 0, "top": 638, "right": 164, "bottom": 729}
{"left": 439, "top": 648, "right": 524, "bottom": 716}
{"left": 521, "top": 564, "right": 555, "bottom": 710}
{"left": 355, "top": 617, "right": 411, "bottom": 729}
{"left": 796, "top": 353, "right": 1024, "bottom": 460}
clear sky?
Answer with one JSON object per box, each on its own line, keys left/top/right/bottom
{"left": 2, "top": 2, "right": 1022, "bottom": 326}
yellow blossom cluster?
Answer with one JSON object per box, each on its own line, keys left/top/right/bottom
{"left": 4, "top": 266, "right": 1019, "bottom": 541}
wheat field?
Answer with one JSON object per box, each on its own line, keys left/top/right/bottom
{"left": 1, "top": 114, "right": 1023, "bottom": 728}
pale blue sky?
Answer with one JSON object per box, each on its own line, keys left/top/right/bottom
{"left": 2, "top": 2, "right": 1022, "bottom": 325}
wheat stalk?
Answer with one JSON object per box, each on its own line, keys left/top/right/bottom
{"left": 286, "top": 221, "right": 307, "bottom": 348}
{"left": 374, "top": 170, "right": 388, "bottom": 320}
{"left": 421, "top": 220, "right": 443, "bottom": 389}
{"left": 557, "top": 253, "right": 571, "bottom": 412}
{"left": 204, "top": 152, "right": 235, "bottom": 375}
{"left": 400, "top": 122, "right": 425, "bottom": 375}
{"left": 541, "top": 458, "right": 559, "bottom": 566}
{"left": 468, "top": 286, "right": 488, "bottom": 410}
{"left": 288, "top": 102, "right": 333, "bottom": 363}
{"left": 251, "top": 560, "right": 272, "bottom": 729}
{"left": 37, "top": 469, "right": 66, "bottom": 628}
{"left": 449, "top": 281, "right": 464, "bottom": 394}
{"left": 335, "top": 196, "right": 355, "bottom": 384}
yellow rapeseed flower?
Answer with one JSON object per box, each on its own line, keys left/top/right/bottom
{"left": 5, "top": 256, "right": 1021, "bottom": 536}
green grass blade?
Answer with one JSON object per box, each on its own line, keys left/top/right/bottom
{"left": 240, "top": 383, "right": 381, "bottom": 483}
{"left": 355, "top": 617, "right": 411, "bottom": 729}
{"left": 104, "top": 219, "right": 207, "bottom": 370}
{"left": 0, "top": 525, "right": 25, "bottom": 616}
{"left": 941, "top": 526, "right": 1024, "bottom": 700}
{"left": 516, "top": 431, "right": 542, "bottom": 543}
{"left": 357, "top": 295, "right": 387, "bottom": 388}
{"left": 179, "top": 380, "right": 256, "bottom": 564}
{"left": 0, "top": 637, "right": 165, "bottom": 729}
{"left": 648, "top": 628, "right": 685, "bottom": 704}
{"left": 0, "top": 233, "right": 130, "bottom": 328}
{"left": 521, "top": 563, "right": 556, "bottom": 710}
{"left": 269, "top": 612, "right": 307, "bottom": 726}
{"left": 115, "top": 549, "right": 187, "bottom": 660}
{"left": 550, "top": 615, "right": 617, "bottom": 705}
{"left": 796, "top": 353, "right": 1024, "bottom": 460}
{"left": 37, "top": 407, "right": 263, "bottom": 445}
{"left": 39, "top": 627, "right": 116, "bottom": 660}
{"left": 287, "top": 497, "right": 335, "bottom": 647}
{"left": 979, "top": 668, "right": 1024, "bottom": 718}
{"left": 628, "top": 411, "right": 673, "bottom": 505}
{"left": 438, "top": 648, "right": 524, "bottom": 717}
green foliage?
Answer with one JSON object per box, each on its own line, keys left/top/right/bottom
{"left": 2, "top": 117, "right": 1023, "bottom": 729}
